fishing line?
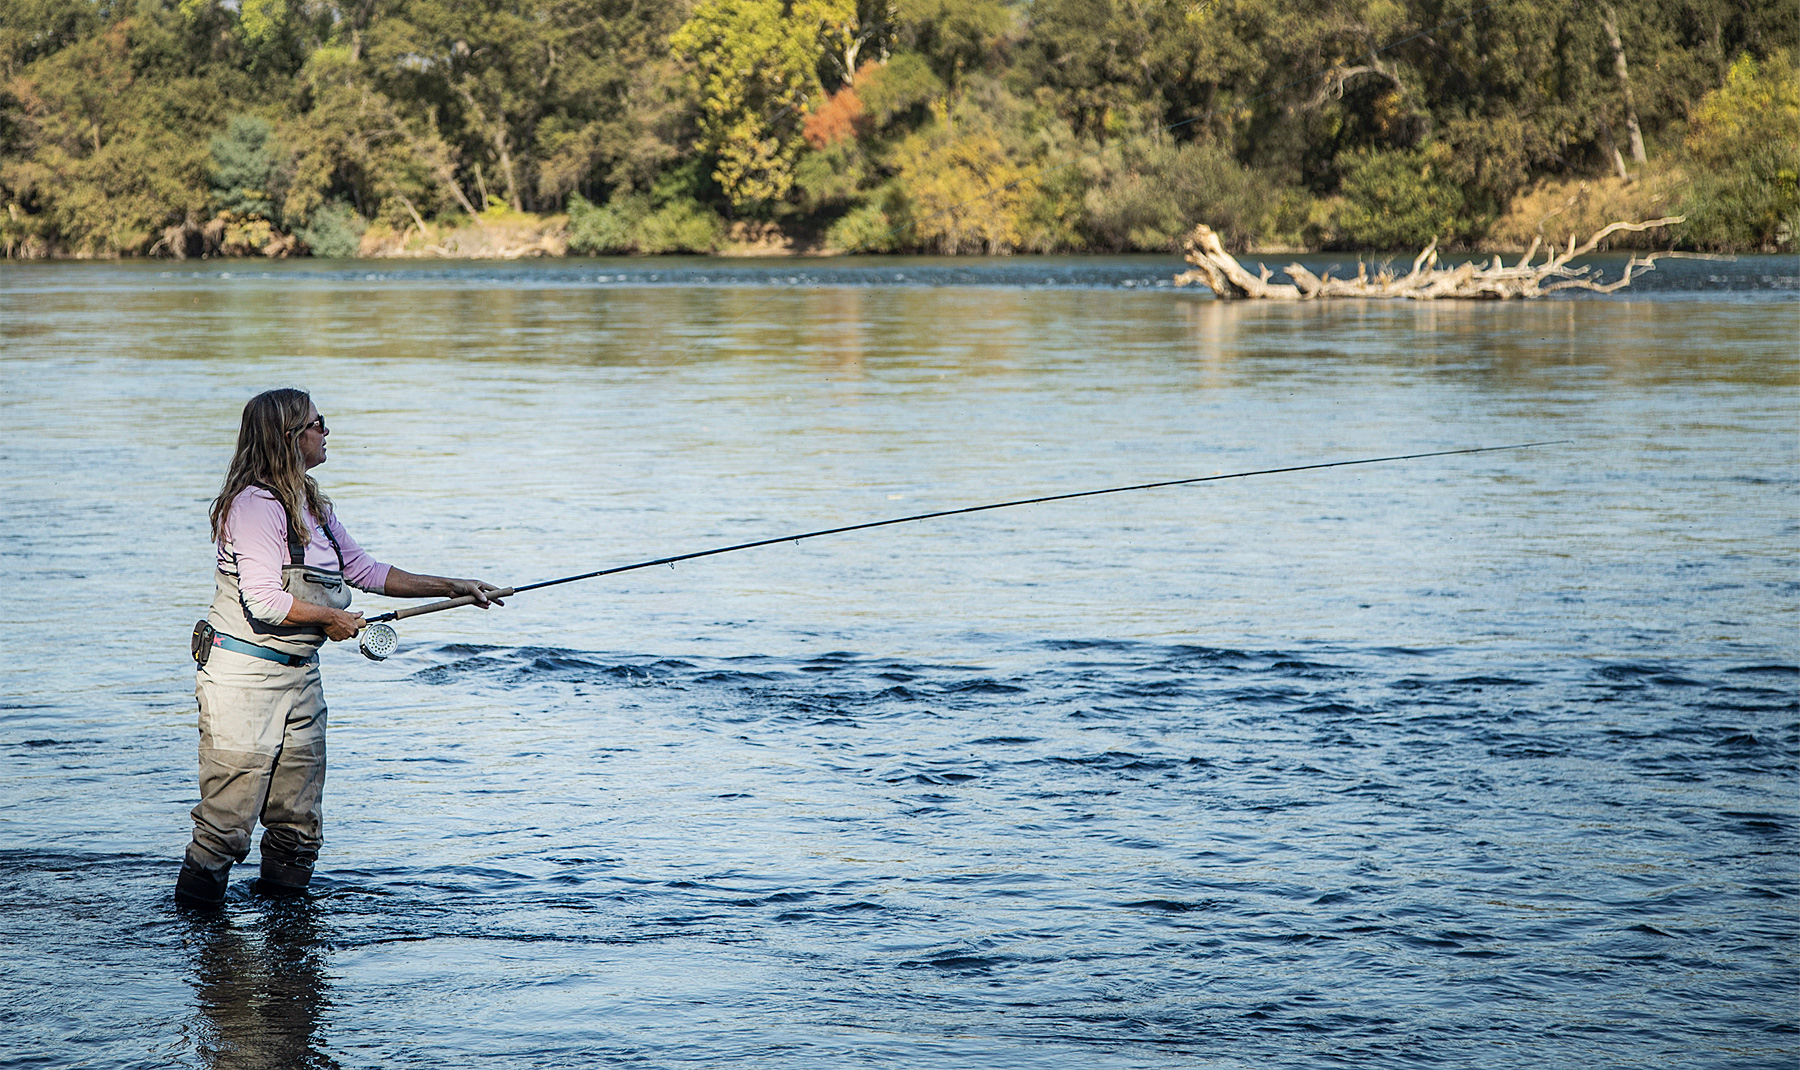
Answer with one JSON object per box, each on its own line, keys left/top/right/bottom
{"left": 358, "top": 440, "right": 1565, "bottom": 659}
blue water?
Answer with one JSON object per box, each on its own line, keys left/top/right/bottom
{"left": 1, "top": 256, "right": 1795, "bottom": 1067}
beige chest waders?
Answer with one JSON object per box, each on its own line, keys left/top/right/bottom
{"left": 183, "top": 511, "right": 352, "bottom": 896}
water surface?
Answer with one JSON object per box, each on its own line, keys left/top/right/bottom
{"left": 2, "top": 256, "right": 1796, "bottom": 1068}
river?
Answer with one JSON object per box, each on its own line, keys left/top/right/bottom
{"left": 2, "top": 254, "right": 1796, "bottom": 1068}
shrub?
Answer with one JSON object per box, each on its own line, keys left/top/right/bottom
{"left": 568, "top": 191, "right": 647, "bottom": 254}
{"left": 298, "top": 201, "right": 365, "bottom": 257}
{"left": 567, "top": 188, "right": 724, "bottom": 254}
{"left": 1082, "top": 138, "right": 1268, "bottom": 251}
{"left": 825, "top": 197, "right": 903, "bottom": 253}
{"left": 890, "top": 125, "right": 1035, "bottom": 254}
{"left": 794, "top": 140, "right": 869, "bottom": 212}
{"left": 1333, "top": 144, "right": 1470, "bottom": 249}
{"left": 856, "top": 53, "right": 944, "bottom": 128}
{"left": 210, "top": 115, "right": 282, "bottom": 220}
{"left": 636, "top": 198, "right": 724, "bottom": 253}
{"left": 1678, "top": 54, "right": 1800, "bottom": 251}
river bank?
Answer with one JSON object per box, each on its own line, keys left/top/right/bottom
{"left": 10, "top": 173, "right": 1783, "bottom": 262}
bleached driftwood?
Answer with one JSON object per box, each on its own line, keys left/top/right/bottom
{"left": 1173, "top": 217, "right": 1688, "bottom": 300}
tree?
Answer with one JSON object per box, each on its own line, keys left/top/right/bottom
{"left": 888, "top": 105, "right": 1037, "bottom": 253}
{"left": 211, "top": 114, "right": 282, "bottom": 219}
{"left": 0, "top": 8, "right": 248, "bottom": 254}
{"left": 671, "top": 0, "right": 854, "bottom": 212}
{"left": 1679, "top": 53, "right": 1800, "bottom": 249}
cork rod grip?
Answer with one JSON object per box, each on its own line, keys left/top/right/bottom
{"left": 389, "top": 587, "right": 516, "bottom": 621}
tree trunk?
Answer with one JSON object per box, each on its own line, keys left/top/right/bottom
{"left": 1173, "top": 218, "right": 1687, "bottom": 300}
{"left": 1601, "top": 5, "right": 1648, "bottom": 164}
{"left": 1597, "top": 115, "right": 1629, "bottom": 181}
{"left": 496, "top": 137, "right": 522, "bottom": 213}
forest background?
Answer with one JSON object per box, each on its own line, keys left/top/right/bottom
{"left": 1, "top": 0, "right": 1795, "bottom": 259}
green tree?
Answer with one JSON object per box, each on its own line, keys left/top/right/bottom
{"left": 671, "top": 0, "right": 857, "bottom": 212}
{"left": 1679, "top": 53, "right": 1800, "bottom": 250}
{"left": 211, "top": 114, "right": 282, "bottom": 218}
{"left": 888, "top": 104, "right": 1038, "bottom": 253}
{"left": 0, "top": 7, "right": 250, "bottom": 255}
{"left": 1332, "top": 144, "right": 1471, "bottom": 249}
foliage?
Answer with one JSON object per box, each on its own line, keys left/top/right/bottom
{"left": 671, "top": 0, "right": 851, "bottom": 213}
{"left": 567, "top": 163, "right": 726, "bottom": 253}
{"left": 567, "top": 191, "right": 643, "bottom": 254}
{"left": 888, "top": 111, "right": 1036, "bottom": 254}
{"left": 1, "top": 11, "right": 242, "bottom": 254}
{"left": 636, "top": 197, "right": 726, "bottom": 253}
{"left": 1487, "top": 171, "right": 1687, "bottom": 251}
{"left": 1081, "top": 138, "right": 1268, "bottom": 251}
{"left": 855, "top": 52, "right": 942, "bottom": 128}
{"left": 298, "top": 200, "right": 366, "bottom": 256}
{"left": 825, "top": 196, "right": 903, "bottom": 252}
{"left": 1, "top": 0, "right": 1795, "bottom": 256}
{"left": 1332, "top": 145, "right": 1474, "bottom": 249}
{"left": 1677, "top": 54, "right": 1800, "bottom": 250}
{"left": 210, "top": 115, "right": 281, "bottom": 219}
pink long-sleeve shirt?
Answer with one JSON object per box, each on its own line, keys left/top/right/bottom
{"left": 218, "top": 486, "right": 392, "bottom": 623}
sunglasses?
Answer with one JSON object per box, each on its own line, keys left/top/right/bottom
{"left": 292, "top": 416, "right": 328, "bottom": 436}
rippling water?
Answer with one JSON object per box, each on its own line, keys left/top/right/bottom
{"left": 2, "top": 256, "right": 1796, "bottom": 1068}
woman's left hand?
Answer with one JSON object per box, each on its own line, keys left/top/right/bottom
{"left": 447, "top": 578, "right": 506, "bottom": 607}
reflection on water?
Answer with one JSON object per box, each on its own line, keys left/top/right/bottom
{"left": 186, "top": 903, "right": 333, "bottom": 1070}
{"left": 0, "top": 257, "right": 1794, "bottom": 1068}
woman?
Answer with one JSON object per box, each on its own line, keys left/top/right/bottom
{"left": 176, "top": 388, "right": 504, "bottom": 908}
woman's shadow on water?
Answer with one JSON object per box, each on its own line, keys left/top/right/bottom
{"left": 183, "top": 897, "right": 337, "bottom": 1069}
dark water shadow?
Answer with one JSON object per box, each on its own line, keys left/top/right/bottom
{"left": 184, "top": 899, "right": 337, "bottom": 1070}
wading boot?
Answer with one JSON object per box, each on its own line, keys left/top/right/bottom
{"left": 255, "top": 827, "right": 317, "bottom": 897}
{"left": 174, "top": 862, "right": 229, "bottom": 910}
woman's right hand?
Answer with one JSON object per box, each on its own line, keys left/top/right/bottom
{"left": 324, "top": 609, "right": 366, "bottom": 642}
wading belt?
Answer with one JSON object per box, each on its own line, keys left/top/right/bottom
{"left": 210, "top": 629, "right": 315, "bottom": 667}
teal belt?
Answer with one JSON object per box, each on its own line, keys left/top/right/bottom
{"left": 212, "top": 633, "right": 316, "bottom": 667}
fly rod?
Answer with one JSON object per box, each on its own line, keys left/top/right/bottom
{"left": 355, "top": 440, "right": 1564, "bottom": 660}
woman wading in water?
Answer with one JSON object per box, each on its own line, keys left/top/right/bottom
{"left": 176, "top": 388, "right": 504, "bottom": 908}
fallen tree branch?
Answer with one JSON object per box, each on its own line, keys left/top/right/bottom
{"left": 1173, "top": 217, "right": 1687, "bottom": 300}
{"left": 1305, "top": 57, "right": 1403, "bottom": 110}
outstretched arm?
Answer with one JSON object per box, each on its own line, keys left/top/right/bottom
{"left": 382, "top": 568, "right": 507, "bottom": 607}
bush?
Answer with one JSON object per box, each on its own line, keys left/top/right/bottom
{"left": 889, "top": 124, "right": 1036, "bottom": 254}
{"left": 298, "top": 201, "right": 366, "bottom": 257}
{"left": 567, "top": 188, "right": 724, "bottom": 254}
{"left": 1082, "top": 138, "right": 1269, "bottom": 251}
{"left": 636, "top": 198, "right": 724, "bottom": 253}
{"left": 825, "top": 198, "right": 903, "bottom": 253}
{"left": 793, "top": 140, "right": 869, "bottom": 212}
{"left": 1333, "top": 144, "right": 1470, "bottom": 249}
{"left": 567, "top": 191, "right": 647, "bottom": 253}
{"left": 856, "top": 53, "right": 944, "bottom": 128}
{"left": 1678, "top": 54, "right": 1800, "bottom": 251}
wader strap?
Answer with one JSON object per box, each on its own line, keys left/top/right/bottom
{"left": 211, "top": 632, "right": 316, "bottom": 667}
{"left": 289, "top": 514, "right": 344, "bottom": 570}
{"left": 252, "top": 482, "right": 345, "bottom": 571}
{"left": 318, "top": 522, "right": 344, "bottom": 571}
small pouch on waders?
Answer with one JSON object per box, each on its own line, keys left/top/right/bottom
{"left": 287, "top": 566, "right": 347, "bottom": 601}
{"left": 278, "top": 513, "right": 352, "bottom": 611}
{"left": 191, "top": 620, "right": 216, "bottom": 667}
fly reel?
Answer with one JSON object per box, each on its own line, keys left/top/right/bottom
{"left": 360, "top": 622, "right": 400, "bottom": 661}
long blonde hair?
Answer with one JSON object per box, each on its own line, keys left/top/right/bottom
{"left": 210, "top": 388, "right": 332, "bottom": 545}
